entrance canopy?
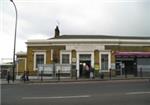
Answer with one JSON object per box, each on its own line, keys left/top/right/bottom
{"left": 115, "top": 52, "right": 150, "bottom": 57}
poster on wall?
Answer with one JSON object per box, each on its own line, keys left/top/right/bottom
{"left": 111, "top": 63, "right": 116, "bottom": 70}
{"left": 94, "top": 64, "right": 100, "bottom": 71}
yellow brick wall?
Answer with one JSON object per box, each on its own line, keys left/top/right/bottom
{"left": 111, "top": 52, "right": 116, "bottom": 63}
{"left": 16, "top": 54, "right": 27, "bottom": 75}
{"left": 17, "top": 58, "right": 26, "bottom": 75}
{"left": 143, "top": 46, "right": 150, "bottom": 51}
{"left": 94, "top": 50, "right": 100, "bottom": 71}
{"left": 27, "top": 46, "right": 34, "bottom": 73}
{"left": 27, "top": 46, "right": 65, "bottom": 72}
{"left": 105, "top": 46, "right": 150, "bottom": 52}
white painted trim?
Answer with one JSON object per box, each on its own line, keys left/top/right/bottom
{"left": 51, "top": 49, "right": 53, "bottom": 61}
{"left": 99, "top": 51, "right": 111, "bottom": 72}
{"left": 26, "top": 38, "right": 150, "bottom": 47}
{"left": 27, "top": 38, "right": 150, "bottom": 43}
{"left": 33, "top": 52, "right": 46, "bottom": 71}
{"left": 16, "top": 58, "right": 26, "bottom": 75}
{"left": 76, "top": 51, "right": 94, "bottom": 77}
{"left": 27, "top": 43, "right": 150, "bottom": 47}
{"left": 60, "top": 51, "right": 71, "bottom": 64}
{"left": 66, "top": 44, "right": 105, "bottom": 51}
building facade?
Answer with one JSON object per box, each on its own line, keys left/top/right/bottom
{"left": 17, "top": 26, "right": 150, "bottom": 77}
{"left": 0, "top": 58, "right": 13, "bottom": 79}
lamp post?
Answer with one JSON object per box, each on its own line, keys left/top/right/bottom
{"left": 10, "top": 0, "right": 18, "bottom": 82}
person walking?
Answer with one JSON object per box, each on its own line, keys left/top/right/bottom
{"left": 90, "top": 67, "right": 94, "bottom": 79}
{"left": 26, "top": 71, "right": 29, "bottom": 81}
{"left": 85, "top": 64, "right": 90, "bottom": 78}
{"left": 21, "top": 71, "right": 26, "bottom": 82}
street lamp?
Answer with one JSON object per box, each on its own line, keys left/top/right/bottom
{"left": 10, "top": 0, "right": 18, "bottom": 82}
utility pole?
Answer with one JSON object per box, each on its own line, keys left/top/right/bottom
{"left": 10, "top": 0, "right": 18, "bottom": 82}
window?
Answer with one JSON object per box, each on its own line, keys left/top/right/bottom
{"left": 36, "top": 54, "right": 44, "bottom": 68}
{"left": 101, "top": 54, "right": 108, "bottom": 70}
{"left": 33, "top": 52, "right": 46, "bottom": 70}
{"left": 62, "top": 54, "right": 70, "bottom": 64}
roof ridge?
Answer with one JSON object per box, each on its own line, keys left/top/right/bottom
{"left": 49, "top": 34, "right": 150, "bottom": 40}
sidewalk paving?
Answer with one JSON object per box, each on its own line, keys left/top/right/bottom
{"left": 1, "top": 76, "right": 150, "bottom": 85}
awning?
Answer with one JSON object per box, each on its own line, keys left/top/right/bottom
{"left": 115, "top": 52, "right": 150, "bottom": 57}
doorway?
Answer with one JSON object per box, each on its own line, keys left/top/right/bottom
{"left": 79, "top": 54, "right": 91, "bottom": 78}
{"left": 116, "top": 57, "right": 137, "bottom": 76}
{"left": 79, "top": 60, "right": 91, "bottom": 78}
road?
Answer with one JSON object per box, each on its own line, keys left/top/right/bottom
{"left": 1, "top": 80, "right": 150, "bottom": 105}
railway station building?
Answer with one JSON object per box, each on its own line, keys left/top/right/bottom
{"left": 16, "top": 26, "right": 150, "bottom": 78}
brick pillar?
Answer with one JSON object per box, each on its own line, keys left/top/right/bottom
{"left": 94, "top": 50, "right": 100, "bottom": 76}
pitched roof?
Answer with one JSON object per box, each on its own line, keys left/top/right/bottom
{"left": 50, "top": 35, "right": 150, "bottom": 40}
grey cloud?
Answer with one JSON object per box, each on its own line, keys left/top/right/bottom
{"left": 5, "top": 0, "right": 150, "bottom": 40}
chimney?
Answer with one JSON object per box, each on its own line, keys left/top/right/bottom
{"left": 55, "top": 26, "right": 60, "bottom": 38}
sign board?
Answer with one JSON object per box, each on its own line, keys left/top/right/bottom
{"left": 111, "top": 63, "right": 116, "bottom": 69}
{"left": 94, "top": 64, "right": 99, "bottom": 71}
{"left": 72, "top": 58, "right": 76, "bottom": 63}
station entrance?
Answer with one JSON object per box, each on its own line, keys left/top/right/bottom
{"left": 79, "top": 54, "right": 91, "bottom": 78}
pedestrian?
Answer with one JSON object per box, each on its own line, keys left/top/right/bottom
{"left": 125, "top": 69, "right": 127, "bottom": 78}
{"left": 26, "top": 71, "right": 29, "bottom": 81}
{"left": 85, "top": 64, "right": 90, "bottom": 78}
{"left": 6, "top": 71, "right": 11, "bottom": 84}
{"left": 21, "top": 71, "right": 26, "bottom": 82}
{"left": 90, "top": 67, "right": 94, "bottom": 79}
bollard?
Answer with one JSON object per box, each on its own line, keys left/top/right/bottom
{"left": 58, "top": 70, "right": 60, "bottom": 81}
{"left": 41, "top": 70, "right": 43, "bottom": 81}
{"left": 140, "top": 67, "right": 143, "bottom": 78}
{"left": 76, "top": 69, "right": 78, "bottom": 80}
{"left": 125, "top": 69, "right": 127, "bottom": 79}
{"left": 109, "top": 68, "right": 112, "bottom": 80}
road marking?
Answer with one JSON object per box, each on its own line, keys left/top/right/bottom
{"left": 22, "top": 95, "right": 91, "bottom": 100}
{"left": 126, "top": 91, "right": 150, "bottom": 95}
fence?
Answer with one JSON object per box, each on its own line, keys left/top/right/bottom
{"left": 37, "top": 64, "right": 72, "bottom": 80}
{"left": 14, "top": 64, "right": 77, "bottom": 81}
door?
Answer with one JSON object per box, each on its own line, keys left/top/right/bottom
{"left": 79, "top": 54, "right": 91, "bottom": 78}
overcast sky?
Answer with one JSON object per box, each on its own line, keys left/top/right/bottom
{"left": 0, "top": 0, "right": 150, "bottom": 63}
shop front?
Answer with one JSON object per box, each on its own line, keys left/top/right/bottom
{"left": 115, "top": 52, "right": 150, "bottom": 76}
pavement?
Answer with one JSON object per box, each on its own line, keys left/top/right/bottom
{"left": 1, "top": 75, "right": 150, "bottom": 85}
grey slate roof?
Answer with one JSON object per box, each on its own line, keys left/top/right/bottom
{"left": 50, "top": 35, "right": 150, "bottom": 40}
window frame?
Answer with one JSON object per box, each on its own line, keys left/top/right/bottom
{"left": 100, "top": 51, "right": 111, "bottom": 72}
{"left": 60, "top": 51, "right": 71, "bottom": 64}
{"left": 101, "top": 54, "right": 109, "bottom": 70}
{"left": 34, "top": 52, "right": 46, "bottom": 71}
